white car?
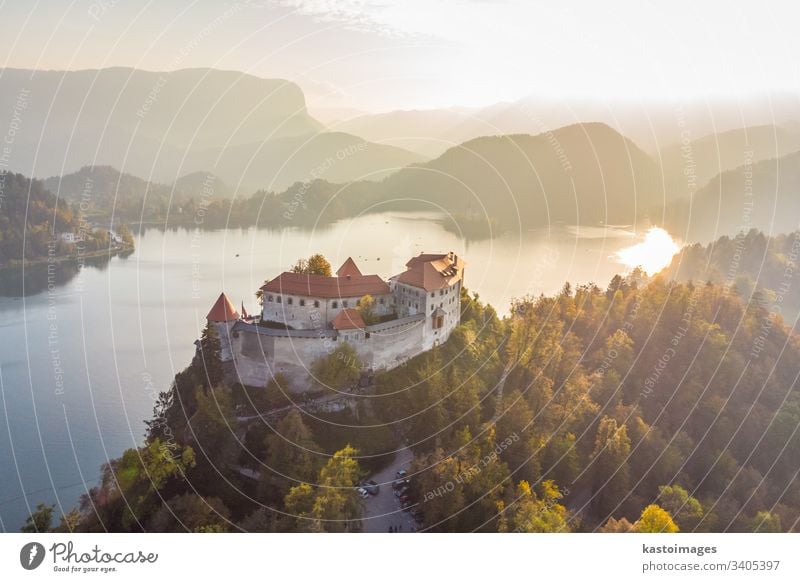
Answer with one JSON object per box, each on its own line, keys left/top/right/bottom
{"left": 357, "top": 487, "right": 369, "bottom": 499}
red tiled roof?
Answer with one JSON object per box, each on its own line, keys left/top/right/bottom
{"left": 261, "top": 272, "right": 390, "bottom": 298}
{"left": 207, "top": 292, "right": 240, "bottom": 322}
{"left": 331, "top": 308, "right": 366, "bottom": 330}
{"left": 336, "top": 257, "right": 362, "bottom": 279}
{"left": 394, "top": 252, "right": 465, "bottom": 292}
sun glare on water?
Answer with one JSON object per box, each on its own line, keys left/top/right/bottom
{"left": 615, "top": 227, "right": 680, "bottom": 275}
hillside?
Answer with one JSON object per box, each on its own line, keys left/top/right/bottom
{"left": 183, "top": 131, "right": 425, "bottom": 192}
{"left": 0, "top": 68, "right": 427, "bottom": 191}
{"left": 0, "top": 172, "right": 129, "bottom": 268}
{"left": 377, "top": 122, "right": 664, "bottom": 230}
{"left": 43, "top": 166, "right": 230, "bottom": 220}
{"left": 662, "top": 229, "right": 800, "bottom": 322}
{"left": 659, "top": 124, "right": 800, "bottom": 199}
{"left": 334, "top": 94, "right": 800, "bottom": 159}
{"left": 664, "top": 151, "right": 800, "bottom": 242}
{"left": 0, "top": 68, "right": 321, "bottom": 180}
{"left": 37, "top": 278, "right": 800, "bottom": 532}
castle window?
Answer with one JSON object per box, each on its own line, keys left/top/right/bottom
{"left": 288, "top": 298, "right": 293, "bottom": 305}
{"left": 431, "top": 292, "right": 435, "bottom": 298}
{"left": 314, "top": 300, "right": 320, "bottom": 308}
{"left": 440, "top": 290, "right": 444, "bottom": 296}
{"left": 268, "top": 295, "right": 274, "bottom": 302}
{"left": 431, "top": 305, "right": 434, "bottom": 311}
{"left": 343, "top": 300, "right": 349, "bottom": 308}
{"left": 332, "top": 301, "right": 338, "bottom": 308}
{"left": 277, "top": 296, "right": 282, "bottom": 303}
{"left": 299, "top": 299, "right": 305, "bottom": 306}
{"left": 379, "top": 298, "right": 384, "bottom": 305}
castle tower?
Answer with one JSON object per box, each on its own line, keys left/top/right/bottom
{"left": 206, "top": 292, "right": 240, "bottom": 361}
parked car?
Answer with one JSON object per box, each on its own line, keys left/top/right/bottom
{"left": 364, "top": 480, "right": 379, "bottom": 495}
{"left": 356, "top": 487, "right": 369, "bottom": 499}
{"left": 396, "top": 469, "right": 407, "bottom": 478}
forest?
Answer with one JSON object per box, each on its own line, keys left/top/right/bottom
{"left": 0, "top": 172, "right": 133, "bottom": 269}
{"left": 22, "top": 270, "right": 800, "bottom": 533}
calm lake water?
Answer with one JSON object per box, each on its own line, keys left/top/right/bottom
{"left": 0, "top": 211, "right": 664, "bottom": 530}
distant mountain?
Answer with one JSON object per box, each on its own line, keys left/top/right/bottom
{"left": 665, "top": 150, "right": 800, "bottom": 243}
{"left": 246, "top": 123, "right": 664, "bottom": 232}
{"left": 182, "top": 131, "right": 425, "bottom": 192}
{"left": 331, "top": 108, "right": 490, "bottom": 158}
{"left": 334, "top": 94, "right": 800, "bottom": 159}
{"left": 375, "top": 122, "right": 663, "bottom": 229}
{"left": 0, "top": 67, "right": 426, "bottom": 191}
{"left": 43, "top": 166, "right": 229, "bottom": 220}
{"left": 0, "top": 67, "right": 321, "bottom": 179}
{"left": 659, "top": 124, "right": 800, "bottom": 199}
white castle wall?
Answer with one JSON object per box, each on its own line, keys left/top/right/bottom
{"left": 261, "top": 292, "right": 393, "bottom": 330}
{"left": 228, "top": 314, "right": 428, "bottom": 391}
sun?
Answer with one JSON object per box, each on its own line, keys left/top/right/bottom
{"left": 615, "top": 227, "right": 680, "bottom": 275}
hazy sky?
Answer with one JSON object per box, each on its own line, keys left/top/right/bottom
{"left": 1, "top": 0, "right": 798, "bottom": 112}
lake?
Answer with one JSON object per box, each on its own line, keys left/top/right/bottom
{"left": 0, "top": 211, "right": 673, "bottom": 530}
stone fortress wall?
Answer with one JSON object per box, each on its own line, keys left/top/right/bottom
{"left": 207, "top": 252, "right": 465, "bottom": 392}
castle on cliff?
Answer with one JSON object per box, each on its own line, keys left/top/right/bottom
{"left": 203, "top": 252, "right": 465, "bottom": 391}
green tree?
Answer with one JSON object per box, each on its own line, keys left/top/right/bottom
{"left": 635, "top": 504, "right": 679, "bottom": 533}
{"left": 591, "top": 416, "right": 631, "bottom": 518}
{"left": 199, "top": 322, "right": 223, "bottom": 387}
{"left": 261, "top": 409, "right": 321, "bottom": 497}
{"left": 312, "top": 343, "right": 361, "bottom": 390}
{"left": 284, "top": 445, "right": 362, "bottom": 532}
{"left": 21, "top": 503, "right": 55, "bottom": 533}
{"left": 189, "top": 387, "right": 238, "bottom": 471}
{"left": 147, "top": 493, "right": 231, "bottom": 532}
{"left": 658, "top": 484, "right": 704, "bottom": 531}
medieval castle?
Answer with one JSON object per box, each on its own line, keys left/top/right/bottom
{"left": 203, "top": 252, "right": 465, "bottom": 391}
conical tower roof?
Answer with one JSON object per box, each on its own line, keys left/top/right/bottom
{"left": 206, "top": 292, "right": 240, "bottom": 322}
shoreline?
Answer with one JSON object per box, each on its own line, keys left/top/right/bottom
{"left": 0, "top": 244, "right": 135, "bottom": 272}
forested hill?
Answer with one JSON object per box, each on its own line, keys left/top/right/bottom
{"left": 662, "top": 229, "right": 800, "bottom": 324}
{"left": 28, "top": 275, "right": 800, "bottom": 533}
{"left": 0, "top": 172, "right": 131, "bottom": 268}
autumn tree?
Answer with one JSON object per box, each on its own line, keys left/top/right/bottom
{"left": 284, "top": 445, "right": 362, "bottom": 532}
{"left": 357, "top": 294, "right": 378, "bottom": 325}
{"left": 504, "top": 480, "right": 569, "bottom": 533}
{"left": 635, "top": 504, "right": 679, "bottom": 533}
{"left": 291, "top": 253, "right": 332, "bottom": 276}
